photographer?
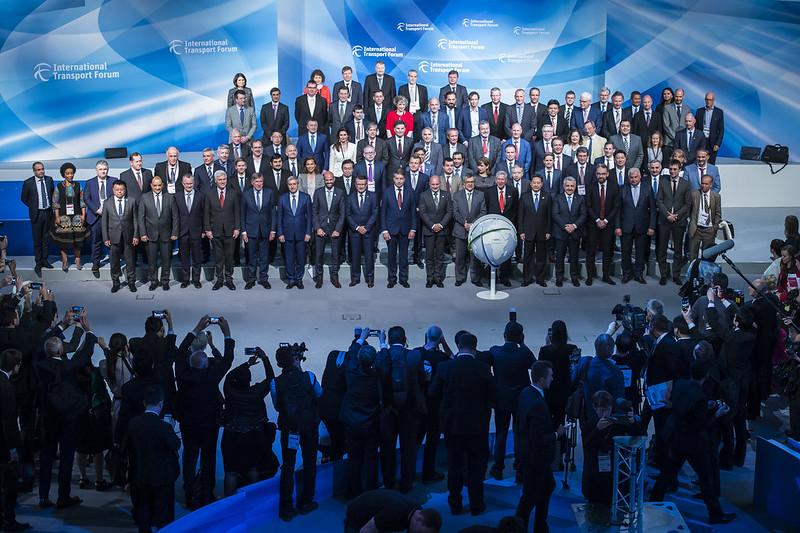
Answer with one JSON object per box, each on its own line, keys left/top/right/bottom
{"left": 611, "top": 331, "right": 646, "bottom": 414}
{"left": 0, "top": 349, "right": 30, "bottom": 532}
{"left": 417, "top": 326, "right": 452, "bottom": 483}
{"left": 319, "top": 330, "right": 363, "bottom": 464}
{"left": 221, "top": 346, "right": 276, "bottom": 496}
{"left": 270, "top": 343, "right": 322, "bottom": 521}
{"left": 130, "top": 311, "right": 178, "bottom": 417}
{"left": 690, "top": 273, "right": 738, "bottom": 348}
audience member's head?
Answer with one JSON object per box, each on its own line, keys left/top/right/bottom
{"left": 504, "top": 321, "right": 524, "bottom": 344}
{"left": 408, "top": 507, "right": 442, "bottom": 533}
{"left": 549, "top": 320, "right": 568, "bottom": 345}
{"left": 594, "top": 334, "right": 614, "bottom": 359}
{"left": 357, "top": 345, "right": 377, "bottom": 371}
{"left": 189, "top": 350, "right": 209, "bottom": 370}
{"left": 457, "top": 332, "right": 478, "bottom": 353}
{"left": 387, "top": 326, "right": 407, "bottom": 346}
{"left": 615, "top": 331, "right": 635, "bottom": 354}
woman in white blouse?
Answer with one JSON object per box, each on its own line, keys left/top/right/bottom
{"left": 329, "top": 127, "right": 357, "bottom": 177}
{"left": 298, "top": 156, "right": 324, "bottom": 195}
{"left": 563, "top": 128, "right": 584, "bottom": 163}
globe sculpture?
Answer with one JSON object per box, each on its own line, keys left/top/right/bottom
{"left": 467, "top": 214, "right": 518, "bottom": 300}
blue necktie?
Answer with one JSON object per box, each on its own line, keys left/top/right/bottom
{"left": 291, "top": 194, "right": 297, "bottom": 215}
{"left": 239, "top": 107, "right": 244, "bottom": 126}
{"left": 534, "top": 193, "right": 539, "bottom": 211}
{"left": 310, "top": 134, "right": 316, "bottom": 152}
{"left": 567, "top": 195, "right": 572, "bottom": 211}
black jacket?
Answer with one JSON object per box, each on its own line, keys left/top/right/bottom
{"left": 175, "top": 332, "right": 234, "bottom": 428}
{"left": 431, "top": 354, "right": 495, "bottom": 436}
{"left": 487, "top": 342, "right": 535, "bottom": 412}
{"left": 126, "top": 412, "right": 180, "bottom": 487}
{"left": 516, "top": 386, "right": 556, "bottom": 467}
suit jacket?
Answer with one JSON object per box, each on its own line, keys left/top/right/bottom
{"left": 662, "top": 103, "right": 691, "bottom": 145}
{"left": 334, "top": 175, "right": 356, "bottom": 197}
{"left": 332, "top": 79, "right": 363, "bottom": 107}
{"left": 153, "top": 161, "right": 191, "bottom": 186}
{"left": 404, "top": 171, "right": 429, "bottom": 200}
{"left": 214, "top": 159, "right": 234, "bottom": 177}
{"left": 683, "top": 163, "right": 721, "bottom": 192}
{"left": 378, "top": 346, "right": 426, "bottom": 413}
{"left": 363, "top": 73, "right": 397, "bottom": 108}
{"left": 175, "top": 333, "right": 233, "bottom": 428}
{"left": 356, "top": 137, "right": 389, "bottom": 165}
{"left": 467, "top": 135, "right": 502, "bottom": 171}
{"left": 364, "top": 104, "right": 389, "bottom": 139}
{"left": 245, "top": 155, "right": 271, "bottom": 180}
{"left": 443, "top": 141, "right": 468, "bottom": 160}
{"left": 452, "top": 189, "right": 486, "bottom": 240}
{"left": 296, "top": 132, "right": 330, "bottom": 171}
{"left": 226, "top": 142, "right": 251, "bottom": 162}
{"left": 688, "top": 190, "right": 722, "bottom": 237}
{"left": 552, "top": 193, "right": 587, "bottom": 239}
{"left": 505, "top": 103, "right": 538, "bottom": 140}
{"left": 499, "top": 138, "right": 532, "bottom": 176}
{"left": 259, "top": 101, "right": 290, "bottom": 141}
{"left": 488, "top": 342, "right": 535, "bottom": 412}
{"left": 571, "top": 106, "right": 603, "bottom": 135}
{"left": 386, "top": 136, "right": 414, "bottom": 177}
{"left": 417, "top": 189, "right": 453, "bottom": 236}
{"left": 518, "top": 189, "right": 551, "bottom": 241}
{"left": 240, "top": 187, "right": 276, "bottom": 238}
{"left": 516, "top": 386, "right": 556, "bottom": 467}
{"left": 646, "top": 336, "right": 679, "bottom": 387}
{"left": 674, "top": 128, "right": 707, "bottom": 164}
{"left": 563, "top": 162, "right": 596, "bottom": 191}
{"left": 312, "top": 186, "right": 346, "bottom": 234}
{"left": 695, "top": 107, "right": 725, "bottom": 151}
{"left": 203, "top": 187, "right": 240, "bottom": 237}
{"left": 438, "top": 84, "right": 468, "bottom": 108}
{"left": 277, "top": 191, "right": 313, "bottom": 240}
{"left": 354, "top": 160, "right": 387, "bottom": 193}
{"left": 485, "top": 185, "right": 519, "bottom": 223}
{"left": 537, "top": 114, "right": 569, "bottom": 141}
{"left": 36, "top": 333, "right": 97, "bottom": 421}
{"left": 120, "top": 169, "right": 153, "bottom": 201}
{"left": 83, "top": 177, "right": 115, "bottom": 226}
{"left": 294, "top": 94, "right": 329, "bottom": 136}
{"left": 632, "top": 109, "right": 663, "bottom": 141}
{"left": 412, "top": 141, "right": 444, "bottom": 177}
{"left": 585, "top": 180, "right": 621, "bottom": 228}
{"left": 381, "top": 185, "right": 416, "bottom": 235}
{"left": 432, "top": 354, "right": 495, "bottom": 437}
{"left": 609, "top": 133, "right": 644, "bottom": 169}
{"left": 126, "top": 412, "right": 181, "bottom": 487}
{"left": 174, "top": 188, "right": 205, "bottom": 239}
{"left": 345, "top": 190, "right": 378, "bottom": 232}
{"left": 617, "top": 183, "right": 656, "bottom": 234}
{"left": 601, "top": 107, "right": 633, "bottom": 138}
{"left": 264, "top": 168, "right": 291, "bottom": 199}
{"left": 415, "top": 110, "right": 449, "bottom": 145}
{"left": 225, "top": 104, "right": 257, "bottom": 139}
{"left": 0, "top": 373, "right": 21, "bottom": 457}
{"left": 138, "top": 191, "right": 178, "bottom": 241}
{"left": 482, "top": 101, "right": 509, "bottom": 140}
{"left": 20, "top": 175, "right": 55, "bottom": 223}
{"left": 440, "top": 174, "right": 463, "bottom": 195}
{"left": 457, "top": 106, "right": 489, "bottom": 141}
{"left": 540, "top": 168, "right": 563, "bottom": 197}
{"left": 328, "top": 100, "right": 355, "bottom": 138}
{"left": 655, "top": 176, "right": 691, "bottom": 225}
{"left": 229, "top": 174, "right": 251, "bottom": 196}
{"left": 102, "top": 196, "right": 139, "bottom": 243}
{"left": 398, "top": 83, "right": 428, "bottom": 114}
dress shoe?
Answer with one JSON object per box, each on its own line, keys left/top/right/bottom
{"left": 388, "top": 281, "right": 396, "bottom": 288}
{"left": 349, "top": 280, "right": 359, "bottom": 287}
{"left": 298, "top": 501, "right": 318, "bottom": 515}
{"left": 38, "top": 499, "right": 54, "bottom": 509}
{"left": 436, "top": 281, "right": 444, "bottom": 288}
{"left": 245, "top": 281, "right": 255, "bottom": 290}
{"left": 226, "top": 281, "right": 236, "bottom": 290}
{"left": 449, "top": 502, "right": 464, "bottom": 516}
{"left": 399, "top": 281, "right": 409, "bottom": 288}
{"left": 501, "top": 279, "right": 512, "bottom": 287}
{"left": 426, "top": 281, "right": 433, "bottom": 288}
{"left": 278, "top": 509, "right": 296, "bottom": 522}
{"left": 367, "top": 280, "right": 374, "bottom": 288}
{"left": 422, "top": 472, "right": 445, "bottom": 483}
{"left": 585, "top": 277, "right": 593, "bottom": 286}
{"left": 34, "top": 265, "right": 42, "bottom": 277}
{"left": 110, "top": 284, "right": 120, "bottom": 294}
{"left": 43, "top": 261, "right": 55, "bottom": 269}
{"left": 256, "top": 280, "right": 269, "bottom": 290}
{"left": 659, "top": 277, "right": 667, "bottom": 285}
{"left": 296, "top": 281, "right": 304, "bottom": 289}
{"left": 128, "top": 283, "right": 137, "bottom": 293}
{"left": 212, "top": 281, "right": 223, "bottom": 290}
{"left": 635, "top": 276, "right": 647, "bottom": 284}
{"left": 193, "top": 281, "right": 202, "bottom": 289}
{"left": 455, "top": 280, "right": 464, "bottom": 286}
{"left": 472, "top": 280, "right": 482, "bottom": 287}
{"left": 56, "top": 496, "right": 82, "bottom": 509}
{"left": 602, "top": 277, "right": 616, "bottom": 285}
{"left": 331, "top": 279, "right": 341, "bottom": 288}
{"left": 91, "top": 266, "right": 100, "bottom": 278}
{"left": 555, "top": 279, "right": 563, "bottom": 287}
{"left": 149, "top": 282, "right": 158, "bottom": 291}
{"left": 536, "top": 280, "right": 547, "bottom": 287}
{"left": 162, "top": 282, "right": 170, "bottom": 290}
{"left": 709, "top": 513, "right": 736, "bottom": 524}
{"left": 470, "top": 503, "right": 487, "bottom": 516}
{"left": 315, "top": 279, "right": 323, "bottom": 289}
{"left": 181, "top": 281, "right": 190, "bottom": 288}
{"left": 621, "top": 275, "right": 632, "bottom": 284}
{"left": 521, "top": 281, "right": 531, "bottom": 287}
{"left": 673, "top": 276, "right": 682, "bottom": 285}
{"left": 286, "top": 282, "right": 295, "bottom": 289}
{"left": 3, "top": 520, "right": 32, "bottom": 531}
{"left": 571, "top": 278, "right": 580, "bottom": 287}
{"left": 489, "top": 465, "right": 504, "bottom": 481}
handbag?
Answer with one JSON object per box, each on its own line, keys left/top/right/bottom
{"left": 761, "top": 144, "right": 789, "bottom": 174}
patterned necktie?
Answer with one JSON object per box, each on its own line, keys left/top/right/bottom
{"left": 291, "top": 194, "right": 297, "bottom": 214}
{"left": 567, "top": 195, "right": 573, "bottom": 211}
{"left": 239, "top": 106, "right": 244, "bottom": 126}
{"left": 186, "top": 192, "right": 192, "bottom": 212}
{"left": 100, "top": 180, "right": 106, "bottom": 199}
{"left": 170, "top": 166, "right": 176, "bottom": 183}
{"left": 534, "top": 192, "right": 539, "bottom": 211}
{"left": 272, "top": 103, "right": 277, "bottom": 119}
{"left": 565, "top": 106, "right": 571, "bottom": 123}
{"left": 117, "top": 199, "right": 123, "bottom": 217}
{"left": 256, "top": 190, "right": 261, "bottom": 209}
{"left": 493, "top": 105, "right": 499, "bottom": 124}
{"left": 219, "top": 189, "right": 225, "bottom": 208}
{"left": 397, "top": 188, "right": 403, "bottom": 209}
{"left": 434, "top": 191, "right": 439, "bottom": 207}
{"left": 38, "top": 178, "right": 48, "bottom": 209}
{"left": 623, "top": 136, "right": 630, "bottom": 153}
{"left": 326, "top": 188, "right": 332, "bottom": 210}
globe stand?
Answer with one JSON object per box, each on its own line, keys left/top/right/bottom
{"left": 477, "top": 266, "right": 509, "bottom": 300}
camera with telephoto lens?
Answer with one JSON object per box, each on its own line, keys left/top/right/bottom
{"left": 611, "top": 295, "right": 647, "bottom": 338}
{"left": 279, "top": 342, "right": 308, "bottom": 362}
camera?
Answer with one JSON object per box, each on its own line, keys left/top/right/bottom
{"left": 71, "top": 305, "right": 84, "bottom": 320}
{"left": 152, "top": 310, "right": 167, "bottom": 319}
{"left": 30, "top": 282, "right": 43, "bottom": 290}
{"left": 681, "top": 297, "right": 690, "bottom": 312}
{"left": 509, "top": 308, "right": 517, "bottom": 322}
{"left": 244, "top": 347, "right": 258, "bottom": 356}
{"left": 367, "top": 329, "right": 381, "bottom": 337}
{"left": 208, "top": 316, "right": 221, "bottom": 324}
{"left": 611, "top": 295, "right": 647, "bottom": 337}
{"left": 279, "top": 342, "right": 308, "bottom": 362}
{"left": 722, "top": 287, "right": 745, "bottom": 307}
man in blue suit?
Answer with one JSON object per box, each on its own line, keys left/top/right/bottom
{"left": 83, "top": 159, "right": 116, "bottom": 276}
{"left": 539, "top": 154, "right": 562, "bottom": 198}
{"left": 277, "top": 177, "right": 312, "bottom": 289}
{"left": 457, "top": 92, "right": 489, "bottom": 141}
{"left": 615, "top": 168, "right": 656, "bottom": 284}
{"left": 405, "top": 156, "right": 429, "bottom": 267}
{"left": 214, "top": 145, "right": 234, "bottom": 176}
{"left": 416, "top": 98, "right": 448, "bottom": 145}
{"left": 571, "top": 91, "right": 602, "bottom": 136}
{"left": 499, "top": 124, "right": 532, "bottom": 177}
{"left": 240, "top": 173, "right": 276, "bottom": 289}
{"left": 296, "top": 119, "right": 330, "bottom": 171}
{"left": 683, "top": 149, "right": 721, "bottom": 192}
{"left": 346, "top": 176, "right": 378, "bottom": 287}
{"left": 353, "top": 145, "right": 386, "bottom": 193}
{"left": 551, "top": 176, "right": 586, "bottom": 287}
{"left": 381, "top": 170, "right": 417, "bottom": 288}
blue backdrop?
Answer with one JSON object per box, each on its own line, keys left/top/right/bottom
{"left": 0, "top": 0, "right": 798, "bottom": 162}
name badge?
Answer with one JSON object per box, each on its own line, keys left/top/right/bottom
{"left": 577, "top": 185, "right": 586, "bottom": 196}
{"left": 287, "top": 432, "right": 300, "bottom": 451}
{"left": 599, "top": 454, "right": 612, "bottom": 473}
{"left": 65, "top": 204, "right": 75, "bottom": 216}
{"left": 167, "top": 183, "right": 176, "bottom": 194}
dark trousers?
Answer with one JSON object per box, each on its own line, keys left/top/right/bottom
{"left": 345, "top": 426, "right": 379, "bottom": 498}
{"left": 585, "top": 225, "right": 614, "bottom": 279}
{"left": 321, "top": 416, "right": 346, "bottom": 461}
{"left": 313, "top": 233, "right": 340, "bottom": 280}
{"left": 620, "top": 230, "right": 648, "bottom": 278}
{"left": 732, "top": 387, "right": 749, "bottom": 465}
{"left": 555, "top": 237, "right": 580, "bottom": 280}
{"left": 131, "top": 482, "right": 174, "bottom": 532}
{"left": 386, "top": 233, "right": 410, "bottom": 283}
{"left": 350, "top": 231, "right": 375, "bottom": 282}
{"left": 212, "top": 236, "right": 235, "bottom": 283}
{"left": 493, "top": 410, "right": 519, "bottom": 470}
{"left": 522, "top": 239, "right": 547, "bottom": 283}
{"left": 411, "top": 227, "right": 424, "bottom": 263}
{"left": 109, "top": 237, "right": 136, "bottom": 284}
{"left": 652, "top": 407, "right": 672, "bottom": 481}
{"left": 39, "top": 418, "right": 78, "bottom": 502}
{"left": 146, "top": 239, "right": 172, "bottom": 283}
{"left": 516, "top": 463, "right": 555, "bottom": 532}
{"left": 246, "top": 235, "right": 271, "bottom": 282}
{"left": 0, "top": 462, "right": 18, "bottom": 524}
{"left": 89, "top": 220, "right": 106, "bottom": 267}
{"left": 380, "top": 407, "right": 419, "bottom": 490}
{"left": 656, "top": 222, "right": 686, "bottom": 279}
{"left": 455, "top": 237, "right": 479, "bottom": 283}
{"left": 424, "top": 234, "right": 447, "bottom": 283}
{"left": 284, "top": 239, "right": 306, "bottom": 282}
{"left": 181, "top": 425, "right": 218, "bottom": 504}
{"left": 179, "top": 235, "right": 203, "bottom": 283}
{"left": 652, "top": 444, "right": 724, "bottom": 518}
{"left": 421, "top": 410, "right": 442, "bottom": 478}
{"left": 445, "top": 433, "right": 488, "bottom": 508}
{"left": 31, "top": 210, "right": 52, "bottom": 266}
{"left": 279, "top": 428, "right": 319, "bottom": 513}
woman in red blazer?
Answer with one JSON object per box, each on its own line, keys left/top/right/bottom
{"left": 385, "top": 95, "right": 414, "bottom": 138}
{"left": 304, "top": 69, "right": 331, "bottom": 105}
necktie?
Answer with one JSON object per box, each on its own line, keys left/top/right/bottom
{"left": 482, "top": 137, "right": 488, "bottom": 155}
{"left": 239, "top": 106, "right": 245, "bottom": 125}
{"left": 448, "top": 108, "right": 455, "bottom": 127}
{"left": 703, "top": 193, "right": 709, "bottom": 212}
{"left": 545, "top": 141, "right": 551, "bottom": 153}
{"left": 311, "top": 134, "right": 316, "bottom": 151}
{"left": 256, "top": 190, "right": 261, "bottom": 209}
{"left": 340, "top": 102, "right": 345, "bottom": 119}
{"left": 493, "top": 105, "right": 499, "bottom": 123}
{"left": 424, "top": 144, "right": 431, "bottom": 163}
{"left": 156, "top": 194, "right": 161, "bottom": 216}
{"left": 117, "top": 199, "right": 123, "bottom": 216}
{"left": 599, "top": 184, "right": 606, "bottom": 219}
{"left": 618, "top": 170, "right": 624, "bottom": 186}
{"left": 170, "top": 166, "right": 176, "bottom": 183}
{"left": 432, "top": 114, "right": 438, "bottom": 142}
{"left": 515, "top": 181, "right": 520, "bottom": 196}
{"left": 356, "top": 122, "right": 362, "bottom": 140}
{"left": 446, "top": 176, "right": 452, "bottom": 192}
{"left": 433, "top": 191, "right": 439, "bottom": 207}
{"left": 565, "top": 106, "right": 572, "bottom": 123}
{"left": 412, "top": 173, "right": 417, "bottom": 189}
{"left": 579, "top": 165, "right": 585, "bottom": 182}
{"left": 700, "top": 166, "right": 706, "bottom": 177}
{"left": 345, "top": 83, "right": 351, "bottom": 97}
{"left": 359, "top": 192, "right": 364, "bottom": 208}
{"left": 377, "top": 76, "right": 383, "bottom": 89}
{"left": 514, "top": 140, "right": 519, "bottom": 160}
{"left": 499, "top": 190, "right": 505, "bottom": 212}
{"left": 136, "top": 171, "right": 142, "bottom": 189}
{"left": 517, "top": 105, "right": 523, "bottom": 123}
{"left": 467, "top": 191, "right": 472, "bottom": 211}
{"left": 290, "top": 160, "right": 297, "bottom": 176}
{"left": 534, "top": 192, "right": 539, "bottom": 211}
{"left": 567, "top": 195, "right": 573, "bottom": 211}
{"left": 672, "top": 179, "right": 677, "bottom": 197}
{"left": 272, "top": 103, "right": 277, "bottom": 119}
{"left": 38, "top": 179, "right": 48, "bottom": 209}
{"left": 547, "top": 170, "right": 552, "bottom": 188}
{"left": 551, "top": 116, "right": 556, "bottom": 128}
{"left": 276, "top": 145, "right": 281, "bottom": 155}
{"left": 652, "top": 176, "right": 658, "bottom": 194}
{"left": 100, "top": 180, "right": 106, "bottom": 199}
{"left": 623, "top": 136, "right": 630, "bottom": 153}
{"left": 207, "top": 166, "right": 213, "bottom": 182}
{"left": 291, "top": 194, "right": 297, "bottom": 214}
{"left": 676, "top": 104, "right": 682, "bottom": 116}
{"left": 588, "top": 138, "right": 593, "bottom": 157}
{"left": 186, "top": 192, "right": 192, "bottom": 212}
{"left": 645, "top": 111, "right": 651, "bottom": 125}
{"left": 326, "top": 188, "right": 332, "bottom": 210}
{"left": 219, "top": 189, "right": 225, "bottom": 208}
{"left": 345, "top": 177, "right": 351, "bottom": 194}
{"left": 688, "top": 130, "right": 693, "bottom": 147}
{"left": 367, "top": 163, "right": 373, "bottom": 183}
{"left": 398, "top": 137, "right": 403, "bottom": 154}
{"left": 508, "top": 161, "right": 513, "bottom": 176}
{"left": 240, "top": 177, "right": 245, "bottom": 191}
{"left": 632, "top": 186, "right": 639, "bottom": 207}
{"left": 555, "top": 155, "right": 561, "bottom": 170}
{"left": 275, "top": 171, "right": 281, "bottom": 188}
{"left": 615, "top": 110, "right": 620, "bottom": 127}
{"left": 455, "top": 168, "right": 461, "bottom": 179}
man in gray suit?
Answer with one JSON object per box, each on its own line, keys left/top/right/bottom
{"left": 312, "top": 172, "right": 346, "bottom": 288}
{"left": 687, "top": 175, "right": 722, "bottom": 261}
{"left": 440, "top": 158, "right": 463, "bottom": 196}
{"left": 467, "top": 121, "right": 502, "bottom": 172}
{"left": 413, "top": 127, "right": 444, "bottom": 177}
{"left": 138, "top": 176, "right": 179, "bottom": 291}
{"left": 655, "top": 160, "right": 691, "bottom": 285}
{"left": 102, "top": 180, "right": 139, "bottom": 293}
{"left": 328, "top": 86, "right": 354, "bottom": 139}
{"left": 417, "top": 175, "right": 452, "bottom": 287}
{"left": 225, "top": 89, "right": 257, "bottom": 144}
{"left": 609, "top": 120, "right": 643, "bottom": 170}
{"left": 452, "top": 175, "right": 486, "bottom": 287}
{"left": 662, "top": 88, "right": 690, "bottom": 147}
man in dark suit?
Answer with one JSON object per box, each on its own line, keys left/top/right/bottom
{"left": 537, "top": 100, "right": 569, "bottom": 141}
{"left": 500, "top": 125, "right": 532, "bottom": 178}
{"left": 138, "top": 176, "right": 178, "bottom": 291}
{"left": 153, "top": 147, "right": 192, "bottom": 192}
{"left": 563, "top": 147, "right": 596, "bottom": 194}
{"left": 552, "top": 176, "right": 586, "bottom": 287}
{"left": 417, "top": 176, "right": 452, "bottom": 287}
{"left": 616, "top": 168, "right": 656, "bottom": 283}
{"left": 246, "top": 139, "right": 270, "bottom": 179}
{"left": 505, "top": 89, "right": 537, "bottom": 140}
{"left": 413, "top": 129, "right": 444, "bottom": 177}
{"left": 264, "top": 131, "right": 288, "bottom": 162}
{"left": 277, "top": 177, "right": 313, "bottom": 289}
{"left": 443, "top": 128, "right": 469, "bottom": 160}
{"left": 194, "top": 149, "right": 216, "bottom": 193}
{"left": 482, "top": 87, "right": 509, "bottom": 141}
{"left": 312, "top": 173, "right": 345, "bottom": 288}
{"left": 404, "top": 156, "right": 429, "bottom": 266}
{"left": 20, "top": 161, "right": 54, "bottom": 275}
{"left": 518, "top": 175, "right": 551, "bottom": 287}
{"left": 363, "top": 61, "right": 396, "bottom": 109}
{"left": 174, "top": 175, "right": 205, "bottom": 288}
{"left": 354, "top": 145, "right": 386, "bottom": 194}
{"left": 214, "top": 145, "right": 234, "bottom": 176}
{"left": 260, "top": 87, "right": 290, "bottom": 144}
{"left": 346, "top": 177, "right": 378, "bottom": 287}
{"left": 386, "top": 121, "right": 413, "bottom": 177}
{"left": 452, "top": 176, "right": 487, "bottom": 287}
{"left": 429, "top": 332, "right": 495, "bottom": 516}
{"left": 329, "top": 86, "right": 355, "bottom": 139}
{"left": 416, "top": 98, "right": 448, "bottom": 145}
{"left": 0, "top": 349, "right": 29, "bottom": 531}
{"left": 458, "top": 92, "right": 490, "bottom": 141}
{"left": 381, "top": 170, "right": 417, "bottom": 288}
{"left": 539, "top": 153, "right": 562, "bottom": 199}
{"left": 83, "top": 160, "right": 116, "bottom": 275}
{"left": 466, "top": 121, "right": 502, "bottom": 173}
{"left": 438, "top": 70, "right": 468, "bottom": 109}
{"left": 516, "top": 360, "right": 564, "bottom": 531}
{"left": 485, "top": 171, "right": 519, "bottom": 285}
{"left": 365, "top": 91, "right": 389, "bottom": 139}
{"left": 601, "top": 91, "right": 632, "bottom": 139}
{"left": 442, "top": 92, "right": 465, "bottom": 141}
{"left": 356, "top": 123, "right": 389, "bottom": 165}
{"left": 398, "top": 69, "right": 428, "bottom": 115}
{"left": 295, "top": 81, "right": 328, "bottom": 137}
{"left": 240, "top": 173, "right": 276, "bottom": 290}
{"left": 332, "top": 65, "right": 363, "bottom": 107}
{"left": 102, "top": 181, "right": 139, "bottom": 293}
{"left": 488, "top": 323, "right": 535, "bottom": 480}
{"left": 656, "top": 160, "right": 691, "bottom": 284}
{"left": 296, "top": 119, "right": 330, "bottom": 171}
{"left": 609, "top": 120, "right": 644, "bottom": 170}
{"left": 126, "top": 385, "right": 180, "bottom": 532}
{"left": 346, "top": 106, "right": 368, "bottom": 144}
{"left": 571, "top": 91, "right": 603, "bottom": 136}
{"left": 632, "top": 94, "right": 663, "bottom": 142}
{"left": 695, "top": 92, "right": 725, "bottom": 164}
{"left": 265, "top": 154, "right": 291, "bottom": 200}
{"left": 229, "top": 158, "right": 250, "bottom": 195}
{"left": 585, "top": 164, "right": 620, "bottom": 285}
{"left": 226, "top": 130, "right": 251, "bottom": 162}
{"left": 591, "top": 86, "right": 612, "bottom": 117}
{"left": 120, "top": 152, "right": 153, "bottom": 201}
{"left": 674, "top": 113, "right": 707, "bottom": 165}
{"left": 204, "top": 171, "right": 240, "bottom": 290}
{"left": 533, "top": 126, "right": 557, "bottom": 176}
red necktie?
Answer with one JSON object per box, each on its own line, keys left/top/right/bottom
{"left": 493, "top": 105, "right": 499, "bottom": 124}
{"left": 514, "top": 141, "right": 519, "bottom": 160}
{"left": 219, "top": 189, "right": 225, "bottom": 208}
{"left": 482, "top": 137, "right": 488, "bottom": 155}
{"left": 499, "top": 190, "right": 505, "bottom": 212}
{"left": 397, "top": 188, "right": 403, "bottom": 210}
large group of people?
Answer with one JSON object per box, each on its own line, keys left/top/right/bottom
{"left": 21, "top": 64, "right": 728, "bottom": 293}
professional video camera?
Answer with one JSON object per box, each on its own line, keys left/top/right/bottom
{"left": 611, "top": 295, "right": 647, "bottom": 338}
{"left": 278, "top": 342, "right": 308, "bottom": 362}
